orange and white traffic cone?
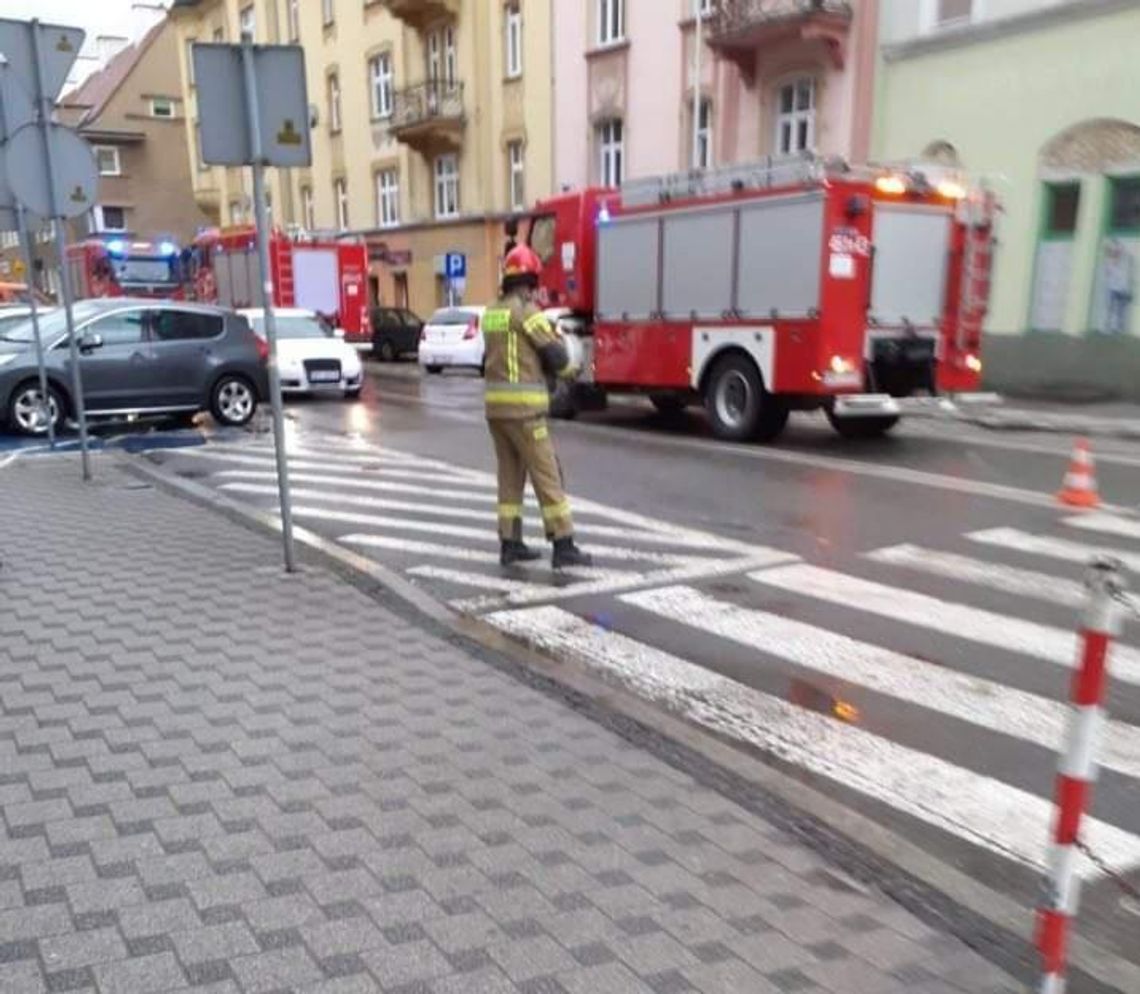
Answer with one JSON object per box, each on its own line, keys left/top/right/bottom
{"left": 1057, "top": 438, "right": 1101, "bottom": 509}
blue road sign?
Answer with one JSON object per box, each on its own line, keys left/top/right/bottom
{"left": 445, "top": 252, "right": 466, "bottom": 279}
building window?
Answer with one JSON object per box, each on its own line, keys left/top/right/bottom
{"left": 505, "top": 3, "right": 522, "bottom": 79}
{"left": 427, "top": 29, "right": 441, "bottom": 83}
{"left": 598, "top": 118, "right": 623, "bottom": 187}
{"left": 94, "top": 145, "right": 121, "bottom": 176}
{"left": 322, "top": 0, "right": 335, "bottom": 27}
{"left": 369, "top": 53, "right": 393, "bottom": 119}
{"left": 327, "top": 73, "right": 341, "bottom": 133}
{"left": 598, "top": 0, "right": 625, "bottom": 46}
{"left": 427, "top": 26, "right": 457, "bottom": 87}
{"left": 1044, "top": 184, "right": 1080, "bottom": 238}
{"left": 444, "top": 25, "right": 457, "bottom": 86}
{"left": 301, "top": 186, "right": 315, "bottom": 229}
{"left": 229, "top": 199, "right": 243, "bottom": 224}
{"left": 287, "top": 0, "right": 300, "bottom": 41}
{"left": 99, "top": 206, "right": 127, "bottom": 231}
{"left": 239, "top": 4, "right": 255, "bottom": 39}
{"left": 1109, "top": 177, "right": 1140, "bottom": 233}
{"left": 376, "top": 169, "right": 399, "bottom": 228}
{"left": 334, "top": 178, "right": 349, "bottom": 229}
{"left": 935, "top": 0, "right": 973, "bottom": 26}
{"left": 185, "top": 39, "right": 197, "bottom": 86}
{"left": 695, "top": 98, "right": 712, "bottom": 169}
{"left": 507, "top": 140, "right": 525, "bottom": 211}
{"left": 775, "top": 77, "right": 815, "bottom": 156}
{"left": 434, "top": 154, "right": 460, "bottom": 219}
{"left": 150, "top": 97, "right": 175, "bottom": 118}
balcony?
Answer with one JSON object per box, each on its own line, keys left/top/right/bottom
{"left": 389, "top": 81, "right": 465, "bottom": 154}
{"left": 380, "top": 0, "right": 460, "bottom": 31}
{"left": 708, "top": 0, "right": 853, "bottom": 79}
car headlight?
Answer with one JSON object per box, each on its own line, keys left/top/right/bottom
{"left": 0, "top": 354, "right": 19, "bottom": 367}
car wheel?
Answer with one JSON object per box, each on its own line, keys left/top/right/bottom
{"left": 210, "top": 375, "right": 257, "bottom": 427}
{"left": 6, "top": 380, "right": 64, "bottom": 437}
{"left": 376, "top": 339, "right": 396, "bottom": 362}
{"left": 425, "top": 365, "right": 443, "bottom": 375}
{"left": 703, "top": 353, "right": 788, "bottom": 443}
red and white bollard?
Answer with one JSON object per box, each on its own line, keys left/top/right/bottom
{"left": 1037, "top": 556, "right": 1128, "bottom": 993}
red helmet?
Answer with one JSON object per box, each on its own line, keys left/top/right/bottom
{"left": 503, "top": 244, "right": 542, "bottom": 279}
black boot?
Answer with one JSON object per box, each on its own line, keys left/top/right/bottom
{"left": 552, "top": 536, "right": 592, "bottom": 569}
{"left": 501, "top": 539, "right": 542, "bottom": 566}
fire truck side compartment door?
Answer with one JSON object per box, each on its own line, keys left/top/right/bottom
{"left": 293, "top": 248, "right": 340, "bottom": 316}
{"left": 662, "top": 209, "right": 734, "bottom": 319}
{"left": 737, "top": 194, "right": 823, "bottom": 319}
{"left": 596, "top": 218, "right": 659, "bottom": 320}
{"left": 871, "top": 204, "right": 951, "bottom": 327}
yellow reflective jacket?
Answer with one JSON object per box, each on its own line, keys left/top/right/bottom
{"left": 483, "top": 293, "right": 569, "bottom": 421}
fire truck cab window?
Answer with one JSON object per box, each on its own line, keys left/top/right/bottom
{"left": 529, "top": 215, "right": 556, "bottom": 263}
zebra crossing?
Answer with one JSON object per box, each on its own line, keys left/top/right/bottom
{"left": 162, "top": 433, "right": 1140, "bottom": 892}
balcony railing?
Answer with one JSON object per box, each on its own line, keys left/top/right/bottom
{"left": 389, "top": 81, "right": 465, "bottom": 152}
{"left": 708, "top": 0, "right": 853, "bottom": 74}
{"left": 711, "top": 0, "right": 853, "bottom": 34}
{"left": 380, "top": 0, "right": 460, "bottom": 31}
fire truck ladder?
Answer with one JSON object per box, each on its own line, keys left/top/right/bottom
{"left": 273, "top": 238, "right": 295, "bottom": 309}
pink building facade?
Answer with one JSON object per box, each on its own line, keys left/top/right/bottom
{"left": 553, "top": 0, "right": 879, "bottom": 191}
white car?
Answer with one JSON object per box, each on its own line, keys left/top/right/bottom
{"left": 239, "top": 308, "right": 363, "bottom": 397}
{"left": 418, "top": 305, "right": 486, "bottom": 375}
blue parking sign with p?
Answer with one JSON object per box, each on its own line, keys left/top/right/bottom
{"left": 445, "top": 252, "right": 466, "bottom": 279}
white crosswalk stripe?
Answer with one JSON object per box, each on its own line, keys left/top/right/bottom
{"left": 968, "top": 527, "right": 1140, "bottom": 575}
{"left": 1065, "top": 511, "right": 1140, "bottom": 542}
{"left": 749, "top": 562, "right": 1140, "bottom": 684}
{"left": 486, "top": 604, "right": 1140, "bottom": 878}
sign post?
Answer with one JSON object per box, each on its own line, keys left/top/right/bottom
{"left": 194, "top": 36, "right": 312, "bottom": 572}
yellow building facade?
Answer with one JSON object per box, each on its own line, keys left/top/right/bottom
{"left": 170, "top": 0, "right": 553, "bottom": 317}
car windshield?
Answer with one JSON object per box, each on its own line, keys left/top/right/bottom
{"left": 0, "top": 301, "right": 104, "bottom": 343}
{"left": 429, "top": 309, "right": 479, "bottom": 326}
{"left": 248, "top": 314, "right": 332, "bottom": 339}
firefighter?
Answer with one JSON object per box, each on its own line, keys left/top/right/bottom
{"left": 484, "top": 244, "right": 592, "bottom": 569}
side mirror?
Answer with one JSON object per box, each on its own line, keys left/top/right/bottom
{"left": 77, "top": 332, "right": 104, "bottom": 352}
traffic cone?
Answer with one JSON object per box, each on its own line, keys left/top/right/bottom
{"left": 1057, "top": 439, "right": 1101, "bottom": 509}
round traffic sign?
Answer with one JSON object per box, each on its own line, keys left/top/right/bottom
{"left": 6, "top": 121, "right": 97, "bottom": 220}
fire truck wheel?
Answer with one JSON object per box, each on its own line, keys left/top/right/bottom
{"left": 826, "top": 410, "right": 900, "bottom": 439}
{"left": 6, "top": 380, "right": 65, "bottom": 437}
{"left": 210, "top": 375, "right": 258, "bottom": 427}
{"left": 704, "top": 354, "right": 788, "bottom": 443}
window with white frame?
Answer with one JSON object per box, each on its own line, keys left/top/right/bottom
{"left": 692, "top": 0, "right": 713, "bottom": 14}
{"left": 98, "top": 206, "right": 127, "bottom": 231}
{"left": 327, "top": 73, "right": 342, "bottom": 132}
{"left": 94, "top": 145, "right": 121, "bottom": 176}
{"left": 239, "top": 4, "right": 255, "bottom": 39}
{"left": 597, "top": 118, "right": 623, "bottom": 187}
{"left": 287, "top": 0, "right": 300, "bottom": 40}
{"left": 427, "top": 29, "right": 441, "bottom": 83}
{"left": 775, "top": 77, "right": 815, "bottom": 155}
{"left": 322, "top": 0, "right": 335, "bottom": 27}
{"left": 598, "top": 0, "right": 625, "bottom": 46}
{"left": 376, "top": 169, "right": 399, "bottom": 228}
{"left": 334, "top": 178, "right": 349, "bottom": 229}
{"left": 935, "top": 0, "right": 973, "bottom": 26}
{"left": 508, "top": 140, "right": 525, "bottom": 211}
{"left": 229, "top": 199, "right": 243, "bottom": 224}
{"left": 444, "top": 25, "right": 457, "bottom": 86}
{"left": 369, "top": 53, "right": 393, "bottom": 119}
{"left": 301, "top": 186, "right": 315, "bottom": 229}
{"left": 185, "top": 39, "right": 197, "bottom": 86}
{"left": 434, "top": 154, "right": 460, "bottom": 219}
{"left": 695, "top": 98, "right": 712, "bottom": 169}
{"left": 505, "top": 4, "right": 522, "bottom": 79}
{"left": 150, "top": 97, "right": 175, "bottom": 118}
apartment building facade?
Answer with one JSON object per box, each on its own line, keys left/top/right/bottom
{"left": 874, "top": 0, "right": 1140, "bottom": 399}
{"left": 553, "top": 0, "right": 878, "bottom": 190}
{"left": 172, "top": 0, "right": 553, "bottom": 316}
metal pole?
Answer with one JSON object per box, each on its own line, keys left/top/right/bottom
{"left": 241, "top": 33, "right": 296, "bottom": 572}
{"left": 30, "top": 19, "right": 90, "bottom": 479}
{"left": 17, "top": 207, "right": 54, "bottom": 448}
{"left": 692, "top": 0, "right": 704, "bottom": 171}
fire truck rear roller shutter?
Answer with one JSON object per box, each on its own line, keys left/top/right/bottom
{"left": 737, "top": 194, "right": 824, "bottom": 319}
{"left": 870, "top": 203, "right": 952, "bottom": 328}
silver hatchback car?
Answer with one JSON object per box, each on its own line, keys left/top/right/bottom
{"left": 0, "top": 299, "right": 269, "bottom": 435}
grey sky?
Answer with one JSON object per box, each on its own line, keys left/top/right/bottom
{"left": 3, "top": 0, "right": 169, "bottom": 87}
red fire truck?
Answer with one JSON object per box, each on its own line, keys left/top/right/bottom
{"left": 66, "top": 236, "right": 187, "bottom": 300}
{"left": 529, "top": 157, "right": 997, "bottom": 441}
{"left": 190, "top": 226, "right": 369, "bottom": 342}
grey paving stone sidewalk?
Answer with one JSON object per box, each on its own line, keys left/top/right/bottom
{"left": 0, "top": 456, "right": 1022, "bottom": 994}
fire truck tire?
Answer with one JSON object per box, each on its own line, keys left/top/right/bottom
{"left": 6, "top": 379, "right": 65, "bottom": 436}
{"left": 826, "top": 410, "right": 899, "bottom": 439}
{"left": 209, "top": 375, "right": 258, "bottom": 427}
{"left": 704, "top": 354, "right": 788, "bottom": 443}
{"left": 425, "top": 365, "right": 443, "bottom": 375}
